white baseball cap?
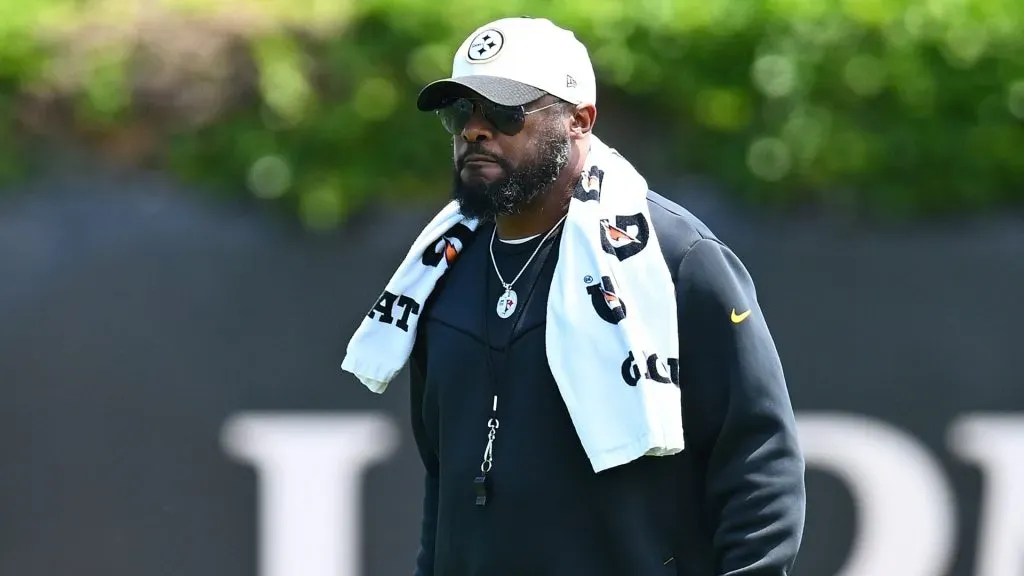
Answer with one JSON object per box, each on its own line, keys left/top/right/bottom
{"left": 416, "top": 17, "right": 597, "bottom": 111}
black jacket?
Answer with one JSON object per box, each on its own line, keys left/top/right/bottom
{"left": 409, "top": 190, "right": 805, "bottom": 575}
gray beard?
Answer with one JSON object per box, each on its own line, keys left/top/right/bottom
{"left": 451, "top": 131, "right": 571, "bottom": 221}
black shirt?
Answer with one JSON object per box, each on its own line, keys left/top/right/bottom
{"left": 409, "top": 190, "right": 806, "bottom": 576}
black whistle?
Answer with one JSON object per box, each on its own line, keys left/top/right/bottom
{"left": 473, "top": 475, "right": 489, "bottom": 506}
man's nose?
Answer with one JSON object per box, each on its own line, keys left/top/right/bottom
{"left": 461, "top": 106, "right": 494, "bottom": 142}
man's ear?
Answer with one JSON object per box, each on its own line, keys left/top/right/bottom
{"left": 569, "top": 103, "right": 597, "bottom": 139}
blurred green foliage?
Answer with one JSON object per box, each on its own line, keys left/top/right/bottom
{"left": 2, "top": 0, "right": 1024, "bottom": 226}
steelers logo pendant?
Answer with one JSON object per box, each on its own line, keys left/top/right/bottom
{"left": 496, "top": 289, "right": 518, "bottom": 319}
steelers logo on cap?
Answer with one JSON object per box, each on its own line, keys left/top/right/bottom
{"left": 466, "top": 29, "right": 504, "bottom": 63}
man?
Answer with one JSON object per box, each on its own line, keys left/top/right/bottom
{"left": 342, "top": 16, "right": 805, "bottom": 576}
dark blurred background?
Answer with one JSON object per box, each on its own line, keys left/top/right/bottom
{"left": 1, "top": 2, "right": 1022, "bottom": 576}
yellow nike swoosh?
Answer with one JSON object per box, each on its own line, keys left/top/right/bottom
{"left": 731, "top": 308, "right": 751, "bottom": 323}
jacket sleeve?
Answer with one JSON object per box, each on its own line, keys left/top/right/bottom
{"left": 675, "top": 238, "right": 806, "bottom": 575}
{"left": 410, "top": 334, "right": 438, "bottom": 576}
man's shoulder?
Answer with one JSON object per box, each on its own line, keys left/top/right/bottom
{"left": 644, "top": 189, "right": 722, "bottom": 272}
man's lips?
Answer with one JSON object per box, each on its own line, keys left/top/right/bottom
{"left": 462, "top": 154, "right": 498, "bottom": 165}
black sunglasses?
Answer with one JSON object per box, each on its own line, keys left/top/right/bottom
{"left": 436, "top": 97, "right": 562, "bottom": 136}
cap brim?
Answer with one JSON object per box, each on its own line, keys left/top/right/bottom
{"left": 416, "top": 75, "right": 546, "bottom": 111}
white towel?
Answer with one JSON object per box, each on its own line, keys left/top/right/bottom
{"left": 341, "top": 135, "right": 683, "bottom": 472}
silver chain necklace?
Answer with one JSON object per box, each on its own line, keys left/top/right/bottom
{"left": 488, "top": 213, "right": 567, "bottom": 319}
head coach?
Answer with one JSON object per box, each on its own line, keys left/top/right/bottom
{"left": 343, "top": 16, "right": 806, "bottom": 576}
